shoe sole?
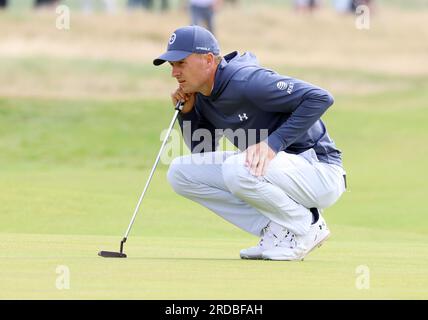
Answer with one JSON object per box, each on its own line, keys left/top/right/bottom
{"left": 306, "top": 231, "right": 331, "bottom": 256}
{"left": 240, "top": 255, "right": 263, "bottom": 260}
{"left": 299, "top": 230, "right": 331, "bottom": 261}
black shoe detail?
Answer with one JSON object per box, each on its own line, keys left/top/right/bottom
{"left": 310, "top": 208, "right": 320, "bottom": 224}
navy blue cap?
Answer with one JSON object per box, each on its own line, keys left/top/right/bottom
{"left": 153, "top": 26, "right": 220, "bottom": 66}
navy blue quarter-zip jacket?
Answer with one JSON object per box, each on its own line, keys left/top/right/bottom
{"left": 178, "top": 51, "right": 343, "bottom": 167}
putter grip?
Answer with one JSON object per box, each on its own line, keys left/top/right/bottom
{"left": 175, "top": 102, "right": 184, "bottom": 112}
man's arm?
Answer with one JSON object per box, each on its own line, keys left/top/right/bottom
{"left": 171, "top": 89, "right": 220, "bottom": 153}
{"left": 177, "top": 107, "right": 220, "bottom": 153}
{"left": 245, "top": 69, "right": 334, "bottom": 154}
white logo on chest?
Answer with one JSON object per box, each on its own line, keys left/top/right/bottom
{"left": 238, "top": 113, "right": 248, "bottom": 121}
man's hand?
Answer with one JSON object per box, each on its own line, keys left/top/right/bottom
{"left": 245, "top": 141, "right": 276, "bottom": 177}
{"left": 171, "top": 88, "right": 195, "bottom": 114}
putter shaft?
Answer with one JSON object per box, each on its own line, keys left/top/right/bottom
{"left": 122, "top": 101, "right": 183, "bottom": 241}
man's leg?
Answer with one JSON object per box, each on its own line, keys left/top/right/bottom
{"left": 167, "top": 151, "right": 270, "bottom": 236}
{"left": 190, "top": 5, "right": 202, "bottom": 27}
{"left": 222, "top": 150, "right": 346, "bottom": 260}
{"left": 203, "top": 6, "right": 215, "bottom": 34}
{"left": 222, "top": 151, "right": 346, "bottom": 236}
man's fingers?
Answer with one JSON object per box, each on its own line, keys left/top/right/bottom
{"left": 245, "top": 145, "right": 262, "bottom": 175}
{"left": 171, "top": 90, "right": 196, "bottom": 114}
{"left": 171, "top": 93, "right": 180, "bottom": 105}
{"left": 176, "top": 92, "right": 186, "bottom": 102}
{"left": 244, "top": 142, "right": 276, "bottom": 177}
{"left": 181, "top": 93, "right": 196, "bottom": 114}
{"left": 250, "top": 152, "right": 259, "bottom": 175}
{"left": 245, "top": 148, "right": 254, "bottom": 167}
{"left": 255, "top": 156, "right": 265, "bottom": 177}
{"left": 254, "top": 146, "right": 269, "bottom": 176}
{"left": 171, "top": 90, "right": 189, "bottom": 104}
{"left": 261, "top": 157, "right": 271, "bottom": 176}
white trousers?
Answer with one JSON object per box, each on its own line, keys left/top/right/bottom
{"left": 167, "top": 150, "right": 346, "bottom": 236}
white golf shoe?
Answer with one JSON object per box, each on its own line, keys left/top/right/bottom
{"left": 240, "top": 221, "right": 294, "bottom": 260}
{"left": 262, "top": 214, "right": 331, "bottom": 261}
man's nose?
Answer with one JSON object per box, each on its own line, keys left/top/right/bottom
{"left": 171, "top": 66, "right": 180, "bottom": 78}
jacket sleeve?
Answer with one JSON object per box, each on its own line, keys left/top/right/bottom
{"left": 177, "top": 103, "right": 221, "bottom": 153}
{"left": 245, "top": 69, "right": 334, "bottom": 153}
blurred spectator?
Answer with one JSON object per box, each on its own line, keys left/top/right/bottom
{"left": 0, "top": 0, "right": 7, "bottom": 9}
{"left": 189, "top": 0, "right": 222, "bottom": 34}
{"left": 81, "top": 0, "right": 117, "bottom": 14}
{"left": 294, "top": 0, "right": 320, "bottom": 12}
{"left": 34, "top": 0, "right": 59, "bottom": 8}
{"left": 160, "top": 0, "right": 169, "bottom": 11}
{"left": 351, "top": 0, "right": 373, "bottom": 11}
{"left": 333, "top": 0, "right": 373, "bottom": 14}
{"left": 128, "top": 0, "right": 168, "bottom": 11}
{"left": 128, "top": 0, "right": 153, "bottom": 10}
{"left": 333, "top": 0, "right": 352, "bottom": 13}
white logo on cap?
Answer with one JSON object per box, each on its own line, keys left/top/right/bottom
{"left": 277, "top": 81, "right": 288, "bottom": 91}
{"left": 169, "top": 33, "right": 176, "bottom": 45}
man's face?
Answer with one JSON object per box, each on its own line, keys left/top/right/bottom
{"left": 169, "top": 54, "right": 210, "bottom": 94}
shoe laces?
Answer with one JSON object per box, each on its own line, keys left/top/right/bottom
{"left": 277, "top": 230, "right": 297, "bottom": 249}
{"left": 258, "top": 226, "right": 275, "bottom": 248}
{"left": 259, "top": 225, "right": 297, "bottom": 249}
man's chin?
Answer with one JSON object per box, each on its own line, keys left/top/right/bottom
{"left": 179, "top": 83, "right": 196, "bottom": 94}
{"left": 181, "top": 86, "right": 192, "bottom": 94}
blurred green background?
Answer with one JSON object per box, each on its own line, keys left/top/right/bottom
{"left": 0, "top": 0, "right": 427, "bottom": 299}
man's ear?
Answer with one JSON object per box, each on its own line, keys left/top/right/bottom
{"left": 206, "top": 53, "right": 215, "bottom": 66}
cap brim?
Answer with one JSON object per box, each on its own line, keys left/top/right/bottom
{"left": 153, "top": 50, "right": 192, "bottom": 66}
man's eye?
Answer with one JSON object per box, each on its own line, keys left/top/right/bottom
{"left": 170, "top": 61, "right": 184, "bottom": 67}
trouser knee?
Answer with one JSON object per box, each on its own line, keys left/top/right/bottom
{"left": 221, "top": 153, "right": 254, "bottom": 195}
{"left": 167, "top": 156, "right": 190, "bottom": 196}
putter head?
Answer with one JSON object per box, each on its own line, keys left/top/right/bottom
{"left": 98, "top": 251, "right": 127, "bottom": 258}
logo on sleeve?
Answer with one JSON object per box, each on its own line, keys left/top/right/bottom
{"left": 287, "top": 82, "right": 294, "bottom": 94}
{"left": 277, "top": 81, "right": 294, "bottom": 94}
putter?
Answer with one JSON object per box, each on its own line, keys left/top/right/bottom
{"left": 98, "top": 101, "right": 183, "bottom": 258}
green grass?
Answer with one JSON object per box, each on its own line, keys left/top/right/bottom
{"left": 1, "top": 228, "right": 427, "bottom": 299}
{"left": 1, "top": 81, "right": 428, "bottom": 298}
{"left": 1, "top": 231, "right": 428, "bottom": 299}
{"left": 1, "top": 4, "right": 428, "bottom": 299}
{"left": 0, "top": 56, "right": 168, "bottom": 82}
{"left": 0, "top": 98, "right": 176, "bottom": 170}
